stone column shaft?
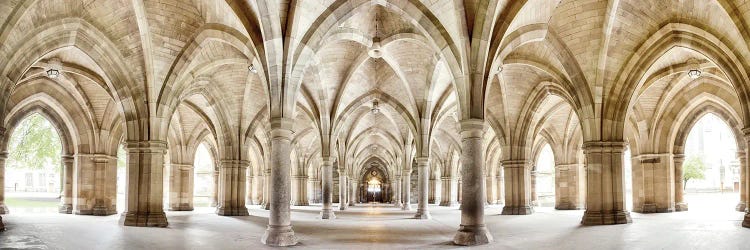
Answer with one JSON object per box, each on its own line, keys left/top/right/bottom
{"left": 320, "top": 157, "right": 336, "bottom": 219}
{"left": 291, "top": 175, "right": 309, "bottom": 206}
{"left": 502, "top": 161, "right": 534, "bottom": 215}
{"left": 393, "top": 176, "right": 402, "bottom": 207}
{"left": 440, "top": 176, "right": 457, "bottom": 206}
{"left": 339, "top": 173, "right": 348, "bottom": 210}
{"left": 122, "top": 141, "right": 168, "bottom": 227}
{"left": 581, "top": 141, "right": 632, "bottom": 225}
{"left": 415, "top": 157, "right": 431, "bottom": 219}
{"left": 261, "top": 119, "right": 298, "bottom": 246}
{"left": 349, "top": 180, "right": 357, "bottom": 206}
{"left": 495, "top": 167, "right": 504, "bottom": 205}
{"left": 736, "top": 152, "right": 747, "bottom": 212}
{"left": 453, "top": 120, "right": 493, "bottom": 245}
{"left": 401, "top": 169, "right": 412, "bottom": 210}
{"left": 169, "top": 163, "right": 194, "bottom": 211}
{"left": 0, "top": 152, "right": 8, "bottom": 214}
{"left": 58, "top": 155, "right": 74, "bottom": 213}
{"left": 673, "top": 155, "right": 688, "bottom": 211}
{"left": 216, "top": 160, "right": 249, "bottom": 216}
{"left": 262, "top": 169, "right": 271, "bottom": 210}
{"left": 554, "top": 163, "right": 584, "bottom": 210}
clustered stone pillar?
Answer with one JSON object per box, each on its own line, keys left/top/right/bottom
{"left": 495, "top": 167, "right": 504, "bottom": 205}
{"left": 216, "top": 160, "right": 249, "bottom": 216}
{"left": 401, "top": 168, "right": 412, "bottom": 211}
{"left": 122, "top": 141, "right": 168, "bottom": 227}
{"left": 431, "top": 174, "right": 441, "bottom": 204}
{"left": 0, "top": 151, "right": 8, "bottom": 214}
{"left": 59, "top": 155, "right": 74, "bottom": 213}
{"left": 439, "top": 176, "right": 457, "bottom": 206}
{"left": 92, "top": 155, "right": 117, "bottom": 215}
{"left": 673, "top": 154, "right": 688, "bottom": 211}
{"left": 631, "top": 153, "right": 675, "bottom": 213}
{"left": 169, "top": 163, "right": 194, "bottom": 211}
{"left": 501, "top": 160, "right": 533, "bottom": 215}
{"left": 211, "top": 171, "right": 219, "bottom": 207}
{"left": 262, "top": 168, "right": 271, "bottom": 210}
{"left": 744, "top": 130, "right": 750, "bottom": 228}
{"left": 349, "top": 180, "right": 357, "bottom": 206}
{"left": 737, "top": 151, "right": 747, "bottom": 212}
{"left": 453, "top": 119, "right": 493, "bottom": 245}
{"left": 486, "top": 172, "right": 495, "bottom": 205}
{"left": 308, "top": 177, "right": 321, "bottom": 203}
{"left": 554, "top": 163, "right": 585, "bottom": 210}
{"left": 581, "top": 141, "right": 632, "bottom": 225}
{"left": 339, "top": 172, "right": 348, "bottom": 210}
{"left": 393, "top": 174, "right": 402, "bottom": 207}
{"left": 320, "top": 157, "right": 336, "bottom": 219}
{"left": 415, "top": 157, "right": 431, "bottom": 219}
{"left": 530, "top": 170, "right": 537, "bottom": 206}
{"left": 261, "top": 118, "right": 298, "bottom": 246}
{"left": 291, "top": 175, "right": 309, "bottom": 206}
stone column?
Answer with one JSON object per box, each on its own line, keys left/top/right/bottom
{"left": 440, "top": 176, "right": 457, "bottom": 206}
{"left": 320, "top": 157, "right": 336, "bottom": 219}
{"left": 339, "top": 172, "right": 348, "bottom": 210}
{"left": 349, "top": 180, "right": 357, "bottom": 206}
{"left": 736, "top": 152, "right": 746, "bottom": 212}
{"left": 673, "top": 154, "right": 688, "bottom": 211}
{"left": 59, "top": 155, "right": 74, "bottom": 213}
{"left": 486, "top": 173, "right": 495, "bottom": 205}
{"left": 261, "top": 119, "right": 298, "bottom": 246}
{"left": 169, "top": 163, "right": 194, "bottom": 211}
{"left": 495, "top": 167, "right": 504, "bottom": 205}
{"left": 555, "top": 163, "right": 584, "bottom": 210}
{"left": 393, "top": 175, "right": 402, "bottom": 207}
{"left": 216, "top": 160, "right": 249, "bottom": 216}
{"left": 401, "top": 169, "right": 413, "bottom": 210}
{"left": 262, "top": 169, "right": 271, "bottom": 210}
{"left": 291, "top": 175, "right": 309, "bottom": 206}
{"left": 211, "top": 171, "right": 219, "bottom": 207}
{"left": 631, "top": 153, "right": 674, "bottom": 213}
{"left": 433, "top": 175, "right": 441, "bottom": 205}
{"left": 581, "top": 141, "right": 632, "bottom": 225}
{"left": 92, "top": 156, "right": 117, "bottom": 215}
{"left": 0, "top": 152, "right": 8, "bottom": 214}
{"left": 501, "top": 160, "right": 534, "bottom": 215}
{"left": 308, "top": 177, "right": 320, "bottom": 203}
{"left": 453, "top": 119, "right": 493, "bottom": 245}
{"left": 414, "top": 157, "right": 431, "bottom": 219}
{"left": 530, "top": 170, "right": 538, "bottom": 206}
{"left": 122, "top": 141, "right": 168, "bottom": 227}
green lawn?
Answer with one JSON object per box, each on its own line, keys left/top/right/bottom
{"left": 5, "top": 197, "right": 59, "bottom": 208}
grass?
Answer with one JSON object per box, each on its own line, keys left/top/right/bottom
{"left": 5, "top": 197, "right": 59, "bottom": 208}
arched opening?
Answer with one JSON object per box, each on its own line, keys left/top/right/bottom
{"left": 683, "top": 113, "right": 740, "bottom": 215}
{"left": 4, "top": 113, "right": 62, "bottom": 214}
{"left": 533, "top": 144, "right": 555, "bottom": 207}
{"left": 193, "top": 143, "right": 215, "bottom": 207}
{"left": 358, "top": 164, "right": 390, "bottom": 203}
{"left": 624, "top": 147, "right": 633, "bottom": 211}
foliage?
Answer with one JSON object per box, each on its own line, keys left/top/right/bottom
{"left": 117, "top": 145, "right": 126, "bottom": 169}
{"left": 7, "top": 113, "right": 62, "bottom": 171}
{"left": 683, "top": 156, "right": 706, "bottom": 190}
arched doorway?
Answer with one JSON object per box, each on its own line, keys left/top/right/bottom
{"left": 359, "top": 164, "right": 390, "bottom": 203}
{"left": 683, "top": 113, "right": 740, "bottom": 214}
{"left": 533, "top": 144, "right": 555, "bottom": 207}
{"left": 4, "top": 113, "right": 63, "bottom": 214}
{"left": 193, "top": 143, "right": 215, "bottom": 207}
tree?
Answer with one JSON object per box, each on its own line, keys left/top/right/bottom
{"left": 7, "top": 113, "right": 62, "bottom": 171}
{"left": 683, "top": 156, "right": 706, "bottom": 190}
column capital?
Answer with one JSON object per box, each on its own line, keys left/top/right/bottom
{"left": 415, "top": 156, "right": 430, "bottom": 166}
{"left": 582, "top": 141, "right": 628, "bottom": 154}
{"left": 270, "top": 118, "right": 294, "bottom": 140}
{"left": 459, "top": 119, "right": 484, "bottom": 139}
{"left": 441, "top": 176, "right": 453, "bottom": 181}
{"left": 672, "top": 154, "right": 685, "bottom": 160}
{"left": 320, "top": 156, "right": 335, "bottom": 166}
{"left": 742, "top": 127, "right": 750, "bottom": 138}
{"left": 124, "top": 140, "right": 168, "bottom": 153}
{"left": 61, "top": 155, "right": 75, "bottom": 163}
{"left": 0, "top": 151, "right": 7, "bottom": 160}
{"left": 170, "top": 163, "right": 194, "bottom": 170}
{"left": 220, "top": 160, "right": 251, "bottom": 168}
{"left": 501, "top": 160, "right": 530, "bottom": 169}
{"left": 291, "top": 175, "right": 308, "bottom": 179}
{"left": 0, "top": 127, "right": 5, "bottom": 138}
{"left": 737, "top": 151, "right": 746, "bottom": 159}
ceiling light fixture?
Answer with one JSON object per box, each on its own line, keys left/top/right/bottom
{"left": 371, "top": 99, "right": 380, "bottom": 114}
{"left": 497, "top": 65, "right": 503, "bottom": 73}
{"left": 687, "top": 69, "right": 701, "bottom": 79}
{"left": 368, "top": 8, "right": 383, "bottom": 59}
{"left": 248, "top": 64, "right": 258, "bottom": 74}
{"left": 46, "top": 68, "right": 60, "bottom": 79}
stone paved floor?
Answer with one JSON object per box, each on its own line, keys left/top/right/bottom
{"left": 1, "top": 194, "right": 749, "bottom": 249}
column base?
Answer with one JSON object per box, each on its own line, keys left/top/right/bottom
{"left": 210, "top": 201, "right": 218, "bottom": 207}
{"left": 555, "top": 202, "right": 582, "bottom": 210}
{"left": 122, "top": 211, "right": 168, "bottom": 227}
{"left": 414, "top": 209, "right": 431, "bottom": 219}
{"left": 453, "top": 224, "right": 493, "bottom": 246}
{"left": 261, "top": 225, "right": 298, "bottom": 247}
{"left": 742, "top": 213, "right": 750, "bottom": 228}
{"left": 440, "top": 201, "right": 458, "bottom": 207}
{"left": 501, "top": 205, "right": 534, "bottom": 215}
{"left": 0, "top": 215, "right": 4, "bottom": 231}
{"left": 320, "top": 208, "right": 336, "bottom": 219}
{"left": 262, "top": 202, "right": 270, "bottom": 210}
{"left": 736, "top": 202, "right": 746, "bottom": 212}
{"left": 675, "top": 202, "right": 689, "bottom": 212}
{"left": 92, "top": 205, "right": 117, "bottom": 216}
{"left": 58, "top": 204, "right": 73, "bottom": 214}
{"left": 339, "top": 205, "right": 347, "bottom": 211}
{"left": 581, "top": 210, "right": 632, "bottom": 225}
{"left": 216, "top": 206, "right": 249, "bottom": 216}
{"left": 394, "top": 201, "right": 403, "bottom": 208}
{"left": 0, "top": 204, "right": 9, "bottom": 214}
{"left": 401, "top": 204, "right": 412, "bottom": 211}
{"left": 169, "top": 204, "right": 194, "bottom": 211}
{"left": 291, "top": 201, "right": 309, "bottom": 206}
{"left": 349, "top": 202, "right": 355, "bottom": 206}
